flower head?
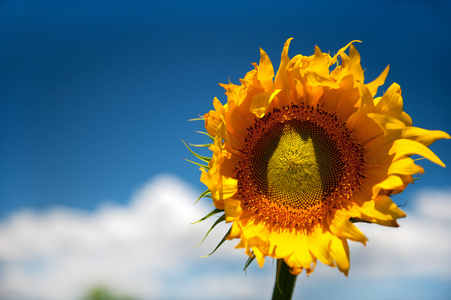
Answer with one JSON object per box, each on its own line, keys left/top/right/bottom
{"left": 193, "top": 39, "right": 449, "bottom": 276}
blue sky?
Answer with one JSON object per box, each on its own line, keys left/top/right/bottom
{"left": 1, "top": 1, "right": 451, "bottom": 299}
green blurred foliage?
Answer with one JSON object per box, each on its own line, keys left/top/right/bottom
{"left": 81, "top": 286, "right": 136, "bottom": 300}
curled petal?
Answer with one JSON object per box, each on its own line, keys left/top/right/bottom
{"left": 401, "top": 127, "right": 450, "bottom": 147}
{"left": 390, "top": 139, "right": 446, "bottom": 167}
{"left": 366, "top": 65, "right": 390, "bottom": 97}
{"left": 353, "top": 195, "right": 406, "bottom": 227}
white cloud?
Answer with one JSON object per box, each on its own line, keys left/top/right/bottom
{"left": 0, "top": 176, "right": 450, "bottom": 300}
{"left": 0, "top": 175, "right": 273, "bottom": 300}
{"left": 348, "top": 188, "right": 451, "bottom": 279}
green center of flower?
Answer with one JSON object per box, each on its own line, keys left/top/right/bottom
{"left": 250, "top": 120, "right": 344, "bottom": 210}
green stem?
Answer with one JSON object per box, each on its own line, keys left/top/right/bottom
{"left": 272, "top": 259, "right": 298, "bottom": 300}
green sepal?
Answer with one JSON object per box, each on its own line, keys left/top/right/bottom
{"left": 194, "top": 189, "right": 211, "bottom": 205}
{"left": 349, "top": 217, "right": 371, "bottom": 224}
{"left": 192, "top": 208, "right": 223, "bottom": 224}
{"left": 196, "top": 214, "right": 226, "bottom": 246}
{"left": 243, "top": 254, "right": 256, "bottom": 274}
{"left": 195, "top": 131, "right": 214, "bottom": 141}
{"left": 189, "top": 117, "right": 205, "bottom": 121}
{"left": 185, "top": 159, "right": 209, "bottom": 170}
{"left": 201, "top": 226, "right": 231, "bottom": 258}
{"left": 398, "top": 198, "right": 409, "bottom": 208}
{"left": 189, "top": 142, "right": 212, "bottom": 148}
{"left": 182, "top": 140, "right": 211, "bottom": 162}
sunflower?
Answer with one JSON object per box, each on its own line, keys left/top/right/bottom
{"left": 193, "top": 39, "right": 449, "bottom": 276}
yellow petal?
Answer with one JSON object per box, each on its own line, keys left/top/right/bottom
{"left": 223, "top": 198, "right": 242, "bottom": 222}
{"left": 388, "top": 157, "right": 424, "bottom": 175}
{"left": 355, "top": 195, "right": 406, "bottom": 227}
{"left": 347, "top": 111, "right": 383, "bottom": 144}
{"left": 250, "top": 239, "right": 266, "bottom": 267}
{"left": 203, "top": 98, "right": 226, "bottom": 138}
{"left": 270, "top": 230, "right": 315, "bottom": 271}
{"left": 275, "top": 38, "right": 294, "bottom": 106}
{"left": 211, "top": 177, "right": 237, "bottom": 207}
{"left": 329, "top": 236, "right": 350, "bottom": 276}
{"left": 276, "top": 38, "right": 293, "bottom": 79}
{"left": 375, "top": 175, "right": 404, "bottom": 192}
{"left": 400, "top": 111, "right": 412, "bottom": 126}
{"left": 309, "top": 228, "right": 334, "bottom": 266}
{"left": 366, "top": 65, "right": 389, "bottom": 97}
{"left": 401, "top": 127, "right": 450, "bottom": 147}
{"left": 204, "top": 110, "right": 222, "bottom": 138}
{"left": 250, "top": 89, "right": 281, "bottom": 118}
{"left": 368, "top": 113, "right": 406, "bottom": 133}
{"left": 356, "top": 81, "right": 375, "bottom": 109}
{"left": 201, "top": 141, "right": 238, "bottom": 208}
{"left": 212, "top": 97, "right": 225, "bottom": 114}
{"left": 310, "top": 45, "right": 330, "bottom": 77}
{"left": 306, "top": 71, "right": 340, "bottom": 88}
{"left": 330, "top": 210, "right": 367, "bottom": 243}
{"left": 257, "top": 48, "right": 275, "bottom": 90}
{"left": 390, "top": 139, "right": 446, "bottom": 167}
{"left": 288, "top": 235, "right": 315, "bottom": 270}
{"left": 330, "top": 40, "right": 362, "bottom": 66}
{"left": 228, "top": 222, "right": 242, "bottom": 239}
{"left": 335, "top": 78, "right": 360, "bottom": 120}
{"left": 200, "top": 168, "right": 223, "bottom": 210}
{"left": 375, "top": 83, "right": 403, "bottom": 117}
{"left": 347, "top": 44, "right": 364, "bottom": 83}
